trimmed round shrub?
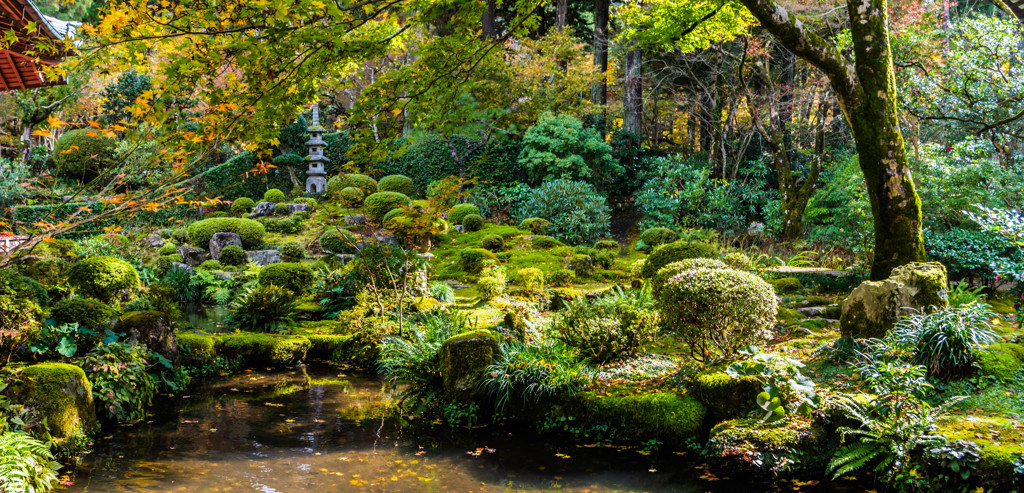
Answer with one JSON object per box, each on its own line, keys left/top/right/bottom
{"left": 219, "top": 245, "right": 247, "bottom": 266}
{"left": 273, "top": 202, "right": 289, "bottom": 215}
{"left": 199, "top": 259, "right": 223, "bottom": 270}
{"left": 382, "top": 208, "right": 404, "bottom": 225}
{"left": 594, "top": 240, "right": 619, "bottom": 251}
{"left": 171, "top": 228, "right": 189, "bottom": 244}
{"left": 639, "top": 227, "right": 678, "bottom": 251}
{"left": 258, "top": 263, "right": 316, "bottom": 294}
{"left": 263, "top": 188, "right": 286, "bottom": 203}
{"left": 325, "top": 176, "right": 344, "bottom": 196}
{"left": 50, "top": 128, "right": 117, "bottom": 179}
{"left": 186, "top": 218, "right": 266, "bottom": 248}
{"left": 592, "top": 250, "right": 615, "bottom": 269}
{"left": 378, "top": 174, "right": 416, "bottom": 196}
{"left": 462, "top": 214, "right": 484, "bottom": 232}
{"left": 568, "top": 254, "right": 593, "bottom": 277}
{"left": 722, "top": 252, "right": 754, "bottom": 271}
{"left": 341, "top": 174, "right": 378, "bottom": 195}
{"left": 459, "top": 248, "right": 498, "bottom": 274}
{"left": 51, "top": 297, "right": 116, "bottom": 330}
{"left": 155, "top": 254, "right": 183, "bottom": 272}
{"left": 157, "top": 243, "right": 177, "bottom": 256}
{"left": 549, "top": 269, "right": 576, "bottom": 287}
{"left": 205, "top": 211, "right": 228, "bottom": 219}
{"left": 531, "top": 236, "right": 563, "bottom": 249}
{"left": 281, "top": 241, "right": 305, "bottom": 261}
{"left": 448, "top": 204, "right": 481, "bottom": 225}
{"left": 513, "top": 179, "right": 610, "bottom": 245}
{"left": 516, "top": 267, "right": 545, "bottom": 292}
{"left": 339, "top": 186, "right": 364, "bottom": 206}
{"left": 67, "top": 256, "right": 141, "bottom": 303}
{"left": 657, "top": 268, "right": 777, "bottom": 361}
{"left": 652, "top": 258, "right": 728, "bottom": 296}
{"left": 481, "top": 234, "right": 505, "bottom": 251}
{"left": 519, "top": 217, "right": 551, "bottom": 234}
{"left": 363, "top": 191, "right": 411, "bottom": 221}
{"left": 640, "top": 241, "right": 719, "bottom": 279}
{"left": 319, "top": 229, "right": 357, "bottom": 254}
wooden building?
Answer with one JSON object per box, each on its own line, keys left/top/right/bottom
{"left": 0, "top": 0, "right": 72, "bottom": 92}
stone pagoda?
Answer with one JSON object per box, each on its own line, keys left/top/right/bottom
{"left": 304, "top": 103, "right": 329, "bottom": 194}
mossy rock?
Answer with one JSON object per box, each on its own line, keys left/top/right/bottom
{"left": 705, "top": 417, "right": 830, "bottom": 475}
{"left": 776, "top": 307, "right": 804, "bottom": 323}
{"left": 114, "top": 311, "right": 177, "bottom": 360}
{"left": 439, "top": 329, "right": 500, "bottom": 402}
{"left": 13, "top": 363, "right": 98, "bottom": 440}
{"left": 178, "top": 333, "right": 217, "bottom": 368}
{"left": 936, "top": 415, "right": 1024, "bottom": 489}
{"left": 976, "top": 343, "right": 1024, "bottom": 382}
{"left": 306, "top": 334, "right": 355, "bottom": 362}
{"left": 890, "top": 261, "right": 949, "bottom": 309}
{"left": 559, "top": 391, "right": 706, "bottom": 445}
{"left": 821, "top": 304, "right": 842, "bottom": 320}
{"left": 767, "top": 277, "right": 803, "bottom": 293}
{"left": 689, "top": 372, "right": 762, "bottom": 421}
{"left": 216, "top": 333, "right": 311, "bottom": 367}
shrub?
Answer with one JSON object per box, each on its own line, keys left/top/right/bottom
{"left": 462, "top": 214, "right": 484, "bottom": 232}
{"left": 516, "top": 267, "right": 545, "bottom": 293}
{"left": 531, "top": 235, "right": 563, "bottom": 249}
{"left": 157, "top": 243, "right": 177, "bottom": 255}
{"left": 258, "top": 263, "right": 315, "bottom": 294}
{"left": 338, "top": 186, "right": 364, "bottom": 206}
{"left": 0, "top": 431, "right": 61, "bottom": 492}
{"left": 594, "top": 240, "right": 619, "bottom": 251}
{"left": 263, "top": 188, "right": 286, "bottom": 203}
{"left": 292, "top": 197, "right": 317, "bottom": 211}
{"left": 51, "top": 297, "right": 116, "bottom": 330}
{"left": 341, "top": 173, "right": 378, "bottom": 195}
{"left": 382, "top": 208, "right": 404, "bottom": 225}
{"left": 319, "top": 229, "right": 358, "bottom": 254}
{"left": 514, "top": 179, "right": 611, "bottom": 245}
{"left": 592, "top": 251, "right": 616, "bottom": 269}
{"left": 722, "top": 252, "right": 754, "bottom": 270}
{"left": 481, "top": 234, "right": 505, "bottom": 251}
{"left": 519, "top": 217, "right": 551, "bottom": 234}
{"left": 549, "top": 269, "right": 576, "bottom": 287}
{"left": 429, "top": 281, "right": 456, "bottom": 303}
{"left": 638, "top": 227, "right": 679, "bottom": 252}
{"left": 657, "top": 268, "right": 777, "bottom": 361}
{"left": 171, "top": 228, "right": 189, "bottom": 244}
{"left": 448, "top": 204, "right": 481, "bottom": 225}
{"left": 228, "top": 284, "right": 299, "bottom": 332}
{"left": 155, "top": 254, "right": 183, "bottom": 273}
{"left": 67, "top": 256, "right": 140, "bottom": 303}
{"left": 273, "top": 202, "right": 289, "bottom": 215}
{"left": 651, "top": 258, "right": 728, "bottom": 296}
{"left": 281, "top": 241, "right": 306, "bottom": 261}
{"left": 550, "top": 286, "right": 659, "bottom": 362}
{"left": 257, "top": 215, "right": 303, "bottom": 234}
{"left": 78, "top": 341, "right": 157, "bottom": 421}
{"left": 325, "top": 175, "right": 344, "bottom": 196}
{"left": 459, "top": 248, "right": 498, "bottom": 274}
{"left": 476, "top": 263, "right": 507, "bottom": 301}
{"left": 199, "top": 259, "right": 223, "bottom": 270}
{"left": 378, "top": 174, "right": 416, "bottom": 196}
{"left": 518, "top": 112, "right": 622, "bottom": 183}
{"left": 887, "top": 304, "right": 998, "bottom": 380}
{"left": 50, "top": 128, "right": 117, "bottom": 179}
{"left": 364, "top": 191, "right": 411, "bottom": 221}
{"left": 639, "top": 241, "right": 719, "bottom": 278}
{"left": 568, "top": 254, "right": 593, "bottom": 278}
{"left": 219, "top": 245, "right": 246, "bottom": 266}
{"left": 187, "top": 217, "right": 266, "bottom": 248}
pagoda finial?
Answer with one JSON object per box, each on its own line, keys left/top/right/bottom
{"left": 311, "top": 103, "right": 320, "bottom": 127}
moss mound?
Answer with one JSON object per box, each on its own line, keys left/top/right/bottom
{"left": 341, "top": 173, "right": 378, "bottom": 195}
{"left": 560, "top": 392, "right": 706, "bottom": 444}
{"left": 640, "top": 241, "right": 719, "bottom": 278}
{"left": 363, "top": 191, "right": 411, "bottom": 221}
{"left": 768, "top": 277, "right": 804, "bottom": 293}
{"left": 50, "top": 128, "right": 117, "bottom": 179}
{"left": 187, "top": 217, "right": 266, "bottom": 248}
{"left": 13, "top": 363, "right": 97, "bottom": 439}
{"left": 67, "top": 256, "right": 140, "bottom": 303}
{"left": 689, "top": 372, "right": 762, "bottom": 420}
{"left": 258, "top": 262, "right": 315, "bottom": 294}
{"left": 448, "top": 204, "right": 481, "bottom": 225}
{"left": 706, "top": 418, "right": 830, "bottom": 475}
{"left": 216, "top": 333, "right": 311, "bottom": 367}
{"left": 378, "top": 174, "right": 416, "bottom": 196}
{"left": 178, "top": 333, "right": 217, "bottom": 368}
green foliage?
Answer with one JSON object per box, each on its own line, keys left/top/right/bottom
{"left": 49, "top": 128, "right": 117, "bottom": 180}
{"left": 0, "top": 430, "right": 61, "bottom": 493}
{"left": 273, "top": 202, "right": 289, "bottom": 215}
{"left": 550, "top": 286, "right": 659, "bottom": 362}
{"left": 480, "top": 339, "right": 590, "bottom": 412}
{"left": 319, "top": 229, "right": 357, "bottom": 254}
{"left": 198, "top": 259, "right": 222, "bottom": 270}
{"left": 722, "top": 252, "right": 754, "bottom": 271}
{"left": 218, "top": 245, "right": 246, "bottom": 266}
{"left": 886, "top": 304, "right": 997, "bottom": 380}
{"left": 447, "top": 204, "right": 481, "bottom": 225}
{"left": 363, "top": 191, "right": 411, "bottom": 221}
{"left": 186, "top": 217, "right": 266, "bottom": 248}
{"left": 926, "top": 227, "right": 1018, "bottom": 285}
{"left": 638, "top": 227, "right": 678, "bottom": 252}
{"left": 518, "top": 217, "right": 551, "bottom": 234}
{"left": 726, "top": 347, "right": 820, "bottom": 423}
{"left": 338, "top": 186, "right": 364, "bottom": 206}
{"left": 567, "top": 254, "right": 593, "bottom": 278}
{"left": 640, "top": 241, "right": 719, "bottom": 278}
{"left": 518, "top": 112, "right": 622, "bottom": 184}
{"left": 263, "top": 188, "right": 286, "bottom": 203}
{"left": 374, "top": 138, "right": 528, "bottom": 198}
{"left": 258, "top": 263, "right": 315, "bottom": 294}
{"left": 325, "top": 176, "right": 344, "bottom": 196}
{"left": 594, "top": 240, "right": 619, "bottom": 251}
{"left": 514, "top": 179, "right": 611, "bottom": 245}
{"left": 476, "top": 263, "right": 507, "bottom": 301}
{"left": 805, "top": 154, "right": 874, "bottom": 252}
{"left": 480, "top": 234, "right": 504, "bottom": 251}
{"left": 78, "top": 342, "right": 157, "bottom": 422}
{"left": 378, "top": 174, "right": 416, "bottom": 196}
{"left": 67, "top": 256, "right": 140, "bottom": 304}
{"left": 657, "top": 268, "right": 777, "bottom": 362}
{"left": 50, "top": 297, "right": 116, "bottom": 331}
{"left": 549, "top": 269, "right": 575, "bottom": 287}
{"left": 157, "top": 243, "right": 177, "bottom": 256}
{"left": 459, "top": 248, "right": 497, "bottom": 274}
{"left": 281, "top": 241, "right": 306, "bottom": 262}
{"left": 516, "top": 267, "right": 544, "bottom": 293}
{"left": 341, "top": 174, "right": 378, "bottom": 195}
{"left": 650, "top": 257, "right": 727, "bottom": 296}
{"left": 227, "top": 284, "right": 299, "bottom": 332}
{"left": 99, "top": 69, "right": 151, "bottom": 124}
{"left": 531, "top": 235, "right": 563, "bottom": 249}
{"left": 461, "top": 214, "right": 484, "bottom": 231}
{"left": 429, "top": 281, "right": 455, "bottom": 303}
{"left": 216, "top": 333, "right": 309, "bottom": 366}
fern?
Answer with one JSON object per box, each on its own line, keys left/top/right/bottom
{"left": 828, "top": 440, "right": 884, "bottom": 478}
{"left": 0, "top": 430, "right": 60, "bottom": 493}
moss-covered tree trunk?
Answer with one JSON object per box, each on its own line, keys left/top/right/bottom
{"left": 739, "top": 0, "right": 925, "bottom": 279}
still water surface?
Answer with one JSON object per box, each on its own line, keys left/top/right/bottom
{"left": 66, "top": 364, "right": 861, "bottom": 492}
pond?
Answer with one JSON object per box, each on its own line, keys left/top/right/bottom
{"left": 180, "top": 303, "right": 233, "bottom": 332}
{"left": 65, "top": 364, "right": 862, "bottom": 492}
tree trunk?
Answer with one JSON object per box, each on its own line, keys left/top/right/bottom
{"left": 482, "top": 0, "right": 496, "bottom": 38}
{"left": 590, "top": 0, "right": 610, "bottom": 132}
{"left": 623, "top": 40, "right": 643, "bottom": 136}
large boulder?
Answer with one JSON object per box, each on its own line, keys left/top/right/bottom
{"left": 439, "top": 329, "right": 500, "bottom": 402}
{"left": 209, "top": 232, "right": 243, "bottom": 261}
{"left": 142, "top": 234, "right": 164, "bottom": 248}
{"left": 840, "top": 261, "right": 948, "bottom": 339}
{"left": 705, "top": 418, "right": 830, "bottom": 476}
{"left": 344, "top": 214, "right": 366, "bottom": 226}
{"left": 285, "top": 203, "right": 310, "bottom": 214}
{"left": 114, "top": 311, "right": 178, "bottom": 361}
{"left": 177, "top": 245, "right": 209, "bottom": 267}
{"left": 246, "top": 249, "right": 282, "bottom": 266}
{"left": 12, "top": 363, "right": 98, "bottom": 440}
{"left": 249, "top": 201, "right": 276, "bottom": 218}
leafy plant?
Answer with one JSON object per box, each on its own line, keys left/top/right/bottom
{"left": 0, "top": 430, "right": 60, "bottom": 493}
{"left": 77, "top": 341, "right": 158, "bottom": 422}
{"left": 513, "top": 179, "right": 611, "bottom": 245}
{"left": 428, "top": 281, "right": 455, "bottom": 303}
{"left": 726, "top": 346, "right": 820, "bottom": 423}
{"left": 480, "top": 339, "right": 590, "bottom": 412}
{"left": 227, "top": 284, "right": 299, "bottom": 332}
{"left": 886, "top": 304, "right": 997, "bottom": 380}
{"left": 475, "top": 263, "right": 507, "bottom": 301}
{"left": 925, "top": 439, "right": 981, "bottom": 485}
{"left": 549, "top": 286, "right": 659, "bottom": 362}
{"left": 947, "top": 282, "right": 986, "bottom": 308}
{"left": 518, "top": 112, "right": 622, "bottom": 185}
{"left": 162, "top": 266, "right": 203, "bottom": 303}
{"left": 312, "top": 267, "right": 355, "bottom": 319}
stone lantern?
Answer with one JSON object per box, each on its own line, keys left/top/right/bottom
{"left": 304, "top": 103, "right": 329, "bottom": 194}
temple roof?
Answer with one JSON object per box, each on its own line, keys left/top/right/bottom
{"left": 0, "top": 0, "right": 74, "bottom": 91}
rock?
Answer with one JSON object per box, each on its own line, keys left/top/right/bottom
{"left": 213, "top": 271, "right": 236, "bottom": 281}
{"left": 170, "top": 262, "right": 195, "bottom": 275}
{"left": 13, "top": 363, "right": 98, "bottom": 440}
{"left": 453, "top": 225, "right": 464, "bottom": 233}
{"left": 445, "top": 280, "right": 469, "bottom": 290}
{"left": 689, "top": 372, "right": 762, "bottom": 421}
{"left": 177, "top": 245, "right": 209, "bottom": 267}
{"left": 142, "top": 234, "right": 164, "bottom": 248}
{"left": 344, "top": 214, "right": 366, "bottom": 226}
{"left": 439, "top": 329, "right": 500, "bottom": 402}
{"left": 797, "top": 306, "right": 826, "bottom": 317}
{"left": 115, "top": 311, "right": 178, "bottom": 361}
{"left": 249, "top": 201, "right": 276, "bottom": 218}
{"left": 747, "top": 222, "right": 766, "bottom": 235}
{"left": 285, "top": 203, "right": 309, "bottom": 214}
{"left": 208, "top": 232, "right": 242, "bottom": 261}
{"left": 840, "top": 262, "right": 949, "bottom": 339}
{"left": 246, "top": 249, "right": 282, "bottom": 266}
{"left": 705, "top": 418, "right": 829, "bottom": 476}
{"left": 334, "top": 254, "right": 355, "bottom": 265}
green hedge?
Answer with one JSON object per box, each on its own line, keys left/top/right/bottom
{"left": 187, "top": 217, "right": 266, "bottom": 248}
{"left": 9, "top": 202, "right": 198, "bottom": 237}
